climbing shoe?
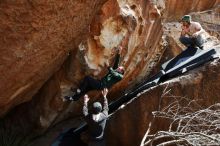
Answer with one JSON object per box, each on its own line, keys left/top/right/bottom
{"left": 64, "top": 94, "right": 81, "bottom": 101}
{"left": 64, "top": 96, "right": 74, "bottom": 101}
{"left": 199, "top": 45, "right": 204, "bottom": 50}
{"left": 70, "top": 88, "right": 81, "bottom": 94}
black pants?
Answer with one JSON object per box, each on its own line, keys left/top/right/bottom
{"left": 79, "top": 76, "right": 104, "bottom": 96}
{"left": 164, "top": 46, "right": 198, "bottom": 71}
{"left": 179, "top": 35, "right": 204, "bottom": 48}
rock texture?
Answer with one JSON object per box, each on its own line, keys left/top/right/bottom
{"left": 161, "top": 0, "right": 220, "bottom": 21}
{"left": 0, "top": 0, "right": 220, "bottom": 145}
{"left": 106, "top": 58, "right": 220, "bottom": 146}
{"left": 191, "top": 6, "right": 220, "bottom": 39}
{"left": 0, "top": 0, "right": 107, "bottom": 116}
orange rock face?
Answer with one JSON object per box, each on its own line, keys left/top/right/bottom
{"left": 0, "top": 0, "right": 107, "bottom": 116}
{"left": 0, "top": 0, "right": 220, "bottom": 145}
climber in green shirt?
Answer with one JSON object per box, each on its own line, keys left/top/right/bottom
{"left": 64, "top": 46, "right": 125, "bottom": 101}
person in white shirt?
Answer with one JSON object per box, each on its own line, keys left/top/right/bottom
{"left": 179, "top": 15, "right": 205, "bottom": 49}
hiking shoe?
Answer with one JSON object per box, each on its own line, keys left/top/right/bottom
{"left": 199, "top": 45, "right": 204, "bottom": 50}
{"left": 194, "top": 45, "right": 203, "bottom": 50}
{"left": 64, "top": 96, "right": 74, "bottom": 101}
{"left": 64, "top": 95, "right": 81, "bottom": 101}
{"left": 70, "top": 88, "right": 81, "bottom": 94}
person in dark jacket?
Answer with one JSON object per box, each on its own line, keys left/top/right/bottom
{"left": 82, "top": 88, "right": 109, "bottom": 146}
{"left": 64, "top": 46, "right": 124, "bottom": 101}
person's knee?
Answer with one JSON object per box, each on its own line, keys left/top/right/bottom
{"left": 179, "top": 37, "right": 186, "bottom": 46}
{"left": 179, "top": 36, "right": 193, "bottom": 47}
{"left": 179, "top": 36, "right": 183, "bottom": 42}
{"left": 179, "top": 36, "right": 185, "bottom": 43}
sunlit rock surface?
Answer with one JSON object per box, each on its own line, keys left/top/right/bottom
{"left": 0, "top": 0, "right": 220, "bottom": 145}
{"left": 0, "top": 0, "right": 107, "bottom": 116}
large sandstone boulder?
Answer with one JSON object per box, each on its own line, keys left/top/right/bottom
{"left": 0, "top": 0, "right": 107, "bottom": 116}
{"left": 0, "top": 0, "right": 220, "bottom": 145}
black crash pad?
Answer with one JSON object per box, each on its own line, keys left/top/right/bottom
{"left": 51, "top": 47, "right": 217, "bottom": 146}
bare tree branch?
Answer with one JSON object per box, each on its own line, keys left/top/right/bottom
{"left": 141, "top": 88, "right": 220, "bottom": 146}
